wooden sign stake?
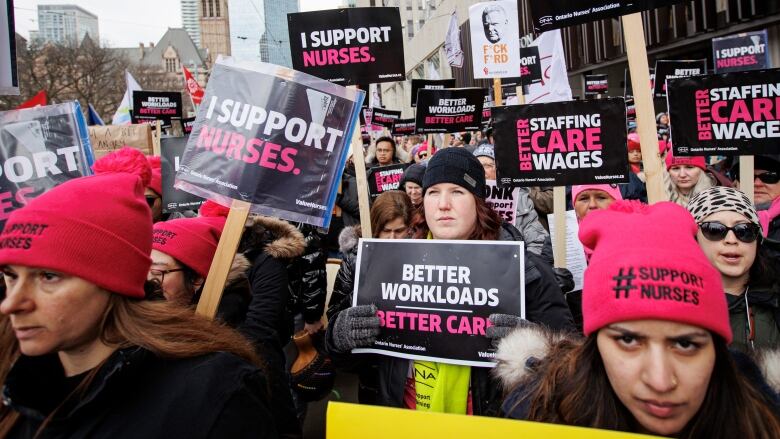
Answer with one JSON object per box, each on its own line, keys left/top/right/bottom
{"left": 740, "top": 156, "right": 755, "bottom": 202}
{"left": 152, "top": 120, "right": 162, "bottom": 156}
{"left": 350, "top": 87, "right": 373, "bottom": 239}
{"left": 493, "top": 78, "right": 503, "bottom": 106}
{"left": 622, "top": 12, "right": 667, "bottom": 204}
{"left": 195, "top": 199, "right": 251, "bottom": 318}
{"left": 552, "top": 187, "right": 567, "bottom": 268}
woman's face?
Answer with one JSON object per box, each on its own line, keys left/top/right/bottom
{"left": 696, "top": 210, "right": 757, "bottom": 283}
{"left": 574, "top": 190, "right": 614, "bottom": 220}
{"left": 597, "top": 320, "right": 715, "bottom": 436}
{"left": 377, "top": 216, "right": 409, "bottom": 239}
{"left": 628, "top": 150, "right": 643, "bottom": 164}
{"left": 0, "top": 265, "right": 111, "bottom": 356}
{"left": 669, "top": 165, "right": 702, "bottom": 192}
{"left": 478, "top": 156, "right": 496, "bottom": 180}
{"left": 659, "top": 114, "right": 669, "bottom": 125}
{"left": 424, "top": 183, "right": 477, "bottom": 240}
{"left": 149, "top": 249, "right": 196, "bottom": 306}
{"left": 405, "top": 181, "right": 423, "bottom": 206}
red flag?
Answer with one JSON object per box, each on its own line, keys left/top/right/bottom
{"left": 16, "top": 90, "right": 48, "bottom": 109}
{"left": 182, "top": 65, "right": 204, "bottom": 106}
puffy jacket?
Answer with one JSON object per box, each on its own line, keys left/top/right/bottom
{"left": 513, "top": 188, "right": 551, "bottom": 259}
{"left": 337, "top": 164, "right": 361, "bottom": 227}
{"left": 287, "top": 224, "right": 327, "bottom": 324}
{"left": 727, "top": 283, "right": 780, "bottom": 353}
{"left": 3, "top": 347, "right": 278, "bottom": 439}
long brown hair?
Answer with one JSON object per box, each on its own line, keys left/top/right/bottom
{"left": 370, "top": 190, "right": 413, "bottom": 237}
{"left": 511, "top": 334, "right": 780, "bottom": 438}
{"left": 410, "top": 193, "right": 502, "bottom": 240}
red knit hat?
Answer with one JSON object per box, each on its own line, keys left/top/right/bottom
{"left": 152, "top": 216, "right": 226, "bottom": 278}
{"left": 578, "top": 201, "right": 731, "bottom": 343}
{"left": 0, "top": 148, "right": 153, "bottom": 298}
{"left": 146, "top": 155, "right": 163, "bottom": 196}
{"left": 627, "top": 133, "right": 641, "bottom": 151}
{"left": 665, "top": 150, "right": 707, "bottom": 171}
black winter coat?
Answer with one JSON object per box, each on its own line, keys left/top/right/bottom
{"left": 3, "top": 347, "right": 278, "bottom": 438}
{"left": 287, "top": 224, "right": 328, "bottom": 324}
{"left": 337, "top": 165, "right": 361, "bottom": 227}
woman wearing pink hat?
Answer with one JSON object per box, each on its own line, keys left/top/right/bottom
{"left": 665, "top": 151, "right": 716, "bottom": 207}
{"left": 496, "top": 201, "right": 780, "bottom": 437}
{"left": 571, "top": 184, "right": 623, "bottom": 222}
{"left": 0, "top": 149, "right": 278, "bottom": 437}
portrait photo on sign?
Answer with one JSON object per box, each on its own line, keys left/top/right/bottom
{"left": 482, "top": 3, "right": 508, "bottom": 43}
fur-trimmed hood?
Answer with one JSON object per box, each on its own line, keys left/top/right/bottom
{"left": 242, "top": 216, "right": 306, "bottom": 259}
{"left": 338, "top": 225, "right": 361, "bottom": 256}
{"left": 226, "top": 253, "right": 251, "bottom": 287}
{"left": 493, "top": 325, "right": 780, "bottom": 395}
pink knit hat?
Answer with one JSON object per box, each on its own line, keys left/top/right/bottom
{"left": 152, "top": 216, "right": 226, "bottom": 278}
{"left": 627, "top": 133, "right": 641, "bottom": 151}
{"left": 578, "top": 200, "right": 732, "bottom": 343}
{"left": 571, "top": 184, "right": 623, "bottom": 205}
{"left": 146, "top": 155, "right": 163, "bottom": 196}
{"left": 665, "top": 150, "right": 707, "bottom": 171}
{"left": 0, "top": 148, "right": 153, "bottom": 298}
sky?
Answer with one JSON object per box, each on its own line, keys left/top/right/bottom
{"left": 13, "top": 0, "right": 343, "bottom": 48}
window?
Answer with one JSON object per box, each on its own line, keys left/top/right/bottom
{"left": 165, "top": 58, "right": 178, "bottom": 73}
{"left": 406, "top": 0, "right": 412, "bottom": 11}
{"left": 407, "top": 20, "right": 414, "bottom": 38}
{"left": 214, "top": 0, "right": 220, "bottom": 17}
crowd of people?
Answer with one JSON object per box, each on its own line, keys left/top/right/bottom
{"left": 1, "top": 113, "right": 779, "bottom": 438}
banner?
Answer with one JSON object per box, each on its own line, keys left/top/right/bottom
{"left": 111, "top": 71, "right": 142, "bottom": 126}
{"left": 493, "top": 98, "right": 629, "bottom": 186}
{"left": 653, "top": 60, "right": 706, "bottom": 98}
{"left": 469, "top": 1, "right": 520, "bottom": 79}
{"left": 160, "top": 136, "right": 205, "bottom": 213}
{"left": 584, "top": 74, "right": 608, "bottom": 97}
{"left": 367, "top": 163, "right": 408, "bottom": 199}
{"left": 88, "top": 124, "right": 153, "bottom": 159}
{"left": 444, "top": 11, "right": 464, "bottom": 68}
{"left": 529, "top": 1, "right": 684, "bottom": 31}
{"left": 526, "top": 30, "right": 572, "bottom": 104}
{"left": 391, "top": 118, "right": 415, "bottom": 136}
{"left": 353, "top": 239, "right": 525, "bottom": 367}
{"left": 131, "top": 91, "right": 183, "bottom": 127}
{"left": 667, "top": 68, "right": 780, "bottom": 156}
{"left": 712, "top": 30, "right": 770, "bottom": 74}
{"left": 175, "top": 58, "right": 364, "bottom": 228}
{"left": 410, "top": 79, "right": 456, "bottom": 107}
{"left": 287, "top": 7, "right": 405, "bottom": 85}
{"left": 0, "top": 102, "right": 92, "bottom": 224}
{"left": 0, "top": 0, "right": 17, "bottom": 95}
{"left": 485, "top": 179, "right": 519, "bottom": 223}
{"left": 415, "top": 88, "right": 483, "bottom": 134}
{"left": 371, "top": 108, "right": 401, "bottom": 129}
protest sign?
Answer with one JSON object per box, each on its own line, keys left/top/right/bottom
{"left": 653, "top": 60, "right": 706, "bottom": 98}
{"left": 410, "top": 79, "right": 455, "bottom": 107}
{"left": 371, "top": 108, "right": 401, "bottom": 129}
{"left": 481, "top": 106, "right": 492, "bottom": 130}
{"left": 519, "top": 46, "right": 542, "bottom": 86}
{"left": 0, "top": 102, "right": 92, "bottom": 224}
{"left": 1, "top": 0, "right": 17, "bottom": 95}
{"left": 493, "top": 98, "right": 629, "bottom": 186}
{"left": 182, "top": 116, "right": 196, "bottom": 134}
{"left": 415, "top": 88, "right": 483, "bottom": 134}
{"left": 529, "top": 1, "right": 684, "bottom": 31}
{"left": 713, "top": 30, "right": 770, "bottom": 74}
{"left": 160, "top": 136, "right": 205, "bottom": 213}
{"left": 367, "top": 163, "right": 408, "bottom": 200}
{"left": 353, "top": 239, "right": 524, "bottom": 367}
{"left": 131, "top": 91, "right": 183, "bottom": 128}
{"left": 175, "top": 58, "right": 364, "bottom": 228}
{"left": 485, "top": 180, "right": 519, "bottom": 223}
{"left": 667, "top": 68, "right": 780, "bottom": 156}
{"left": 88, "top": 124, "right": 153, "bottom": 159}
{"left": 547, "top": 210, "right": 586, "bottom": 291}
{"left": 390, "top": 118, "right": 415, "bottom": 136}
{"left": 287, "top": 7, "right": 404, "bottom": 85}
{"left": 469, "top": 1, "right": 520, "bottom": 79}
{"left": 584, "top": 74, "right": 608, "bottom": 97}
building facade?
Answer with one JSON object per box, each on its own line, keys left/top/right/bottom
{"left": 199, "top": 0, "right": 231, "bottom": 62}
{"left": 35, "top": 4, "right": 99, "bottom": 46}
{"left": 181, "top": 0, "right": 202, "bottom": 48}
{"left": 228, "top": 0, "right": 264, "bottom": 63}
{"left": 258, "top": 0, "right": 298, "bottom": 67}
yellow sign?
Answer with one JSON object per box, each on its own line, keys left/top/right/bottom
{"left": 326, "top": 402, "right": 658, "bottom": 438}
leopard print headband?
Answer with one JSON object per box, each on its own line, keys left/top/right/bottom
{"left": 687, "top": 186, "right": 761, "bottom": 230}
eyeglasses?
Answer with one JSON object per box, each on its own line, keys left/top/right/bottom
{"left": 755, "top": 172, "right": 779, "bottom": 185}
{"left": 149, "top": 268, "right": 185, "bottom": 283}
{"left": 418, "top": 153, "right": 428, "bottom": 159}
{"left": 146, "top": 195, "right": 159, "bottom": 208}
{"left": 698, "top": 221, "right": 760, "bottom": 243}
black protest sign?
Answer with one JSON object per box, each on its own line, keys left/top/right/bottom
{"left": 411, "top": 79, "right": 456, "bottom": 107}
{"left": 175, "top": 59, "right": 363, "bottom": 228}
{"left": 391, "top": 118, "right": 415, "bottom": 136}
{"left": 481, "top": 107, "right": 492, "bottom": 129}
{"left": 667, "top": 68, "right": 780, "bottom": 156}
{"left": 160, "top": 136, "right": 205, "bottom": 213}
{"left": 519, "top": 46, "right": 542, "bottom": 86}
{"left": 182, "top": 116, "right": 196, "bottom": 134}
{"left": 624, "top": 67, "right": 654, "bottom": 97}
{"left": 625, "top": 97, "right": 636, "bottom": 121}
{"left": 493, "top": 98, "right": 629, "bottom": 186}
{"left": 131, "top": 91, "right": 183, "bottom": 127}
{"left": 353, "top": 239, "right": 525, "bottom": 367}
{"left": 367, "top": 163, "right": 408, "bottom": 199}
{"left": 584, "top": 74, "right": 608, "bottom": 97}
{"left": 371, "top": 107, "right": 401, "bottom": 128}
{"left": 529, "top": 0, "right": 684, "bottom": 31}
{"left": 0, "top": 102, "right": 92, "bottom": 225}
{"left": 653, "top": 60, "right": 706, "bottom": 98}
{"left": 713, "top": 30, "right": 770, "bottom": 74}
{"left": 415, "top": 88, "right": 483, "bottom": 134}
{"left": 287, "top": 7, "right": 405, "bottom": 86}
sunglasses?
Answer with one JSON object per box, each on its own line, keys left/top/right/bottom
{"left": 418, "top": 153, "right": 428, "bottom": 159}
{"left": 755, "top": 172, "right": 779, "bottom": 185}
{"left": 146, "top": 195, "right": 159, "bottom": 208}
{"left": 698, "top": 221, "right": 760, "bottom": 243}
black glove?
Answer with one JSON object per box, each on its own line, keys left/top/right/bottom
{"left": 553, "top": 267, "right": 575, "bottom": 294}
{"left": 486, "top": 314, "right": 529, "bottom": 348}
{"left": 331, "top": 305, "right": 380, "bottom": 352}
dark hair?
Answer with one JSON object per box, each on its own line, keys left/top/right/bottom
{"left": 375, "top": 136, "right": 397, "bottom": 156}
{"left": 512, "top": 334, "right": 780, "bottom": 438}
{"left": 410, "top": 193, "right": 502, "bottom": 240}
{"left": 462, "top": 133, "right": 472, "bottom": 144}
{"left": 370, "top": 191, "right": 413, "bottom": 238}
{"left": 749, "top": 241, "right": 780, "bottom": 289}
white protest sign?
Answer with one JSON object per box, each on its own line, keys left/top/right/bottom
{"left": 547, "top": 210, "right": 586, "bottom": 291}
{"left": 469, "top": 1, "right": 520, "bottom": 79}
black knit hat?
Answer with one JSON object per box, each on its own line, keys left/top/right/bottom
{"left": 423, "top": 147, "right": 486, "bottom": 198}
{"left": 401, "top": 163, "right": 426, "bottom": 189}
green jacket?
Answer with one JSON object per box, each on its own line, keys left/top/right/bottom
{"left": 727, "top": 283, "right": 780, "bottom": 353}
